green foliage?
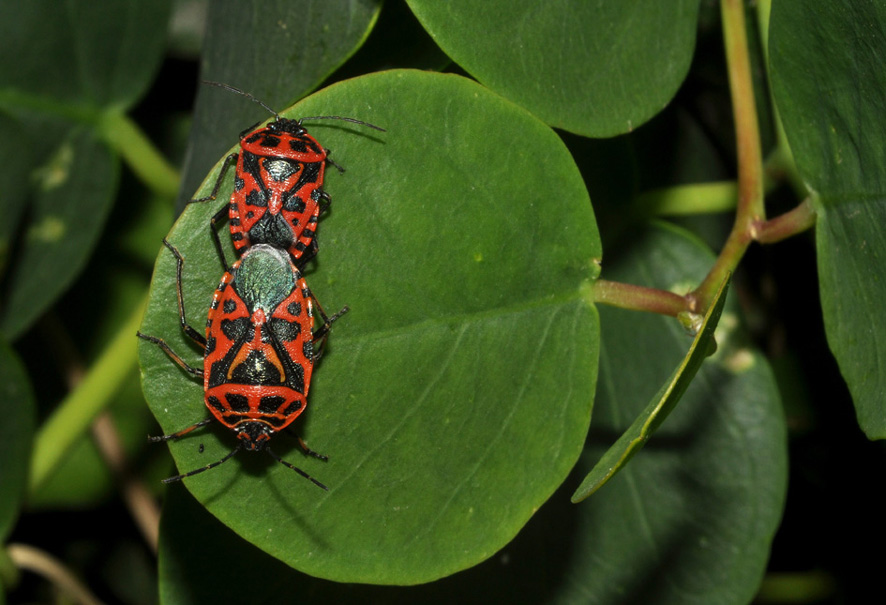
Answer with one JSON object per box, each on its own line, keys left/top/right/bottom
{"left": 770, "top": 0, "right": 886, "bottom": 438}
{"left": 0, "top": 0, "right": 882, "bottom": 602}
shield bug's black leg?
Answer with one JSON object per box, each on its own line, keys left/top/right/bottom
{"left": 309, "top": 293, "right": 349, "bottom": 362}
{"left": 160, "top": 444, "right": 244, "bottom": 484}
{"left": 191, "top": 152, "right": 239, "bottom": 205}
{"left": 266, "top": 447, "right": 328, "bottom": 491}
{"left": 162, "top": 239, "right": 207, "bottom": 348}
{"left": 149, "top": 418, "right": 213, "bottom": 443}
{"left": 137, "top": 331, "right": 204, "bottom": 377}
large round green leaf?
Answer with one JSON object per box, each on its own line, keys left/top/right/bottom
{"left": 770, "top": 0, "right": 886, "bottom": 438}
{"left": 141, "top": 70, "right": 601, "bottom": 584}
{"left": 406, "top": 0, "right": 700, "bottom": 137}
{"left": 178, "top": 0, "right": 382, "bottom": 209}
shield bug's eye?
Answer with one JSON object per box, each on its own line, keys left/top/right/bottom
{"left": 263, "top": 158, "right": 300, "bottom": 182}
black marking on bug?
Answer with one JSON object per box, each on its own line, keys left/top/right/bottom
{"left": 234, "top": 176, "right": 245, "bottom": 190}
{"left": 244, "top": 132, "right": 264, "bottom": 145}
{"left": 225, "top": 393, "right": 250, "bottom": 412}
{"left": 258, "top": 395, "right": 286, "bottom": 414}
{"left": 245, "top": 189, "right": 266, "bottom": 208}
{"left": 207, "top": 396, "right": 226, "bottom": 413}
{"left": 221, "top": 317, "right": 249, "bottom": 342}
{"left": 230, "top": 350, "right": 283, "bottom": 385}
{"left": 281, "top": 193, "right": 306, "bottom": 213}
{"left": 288, "top": 138, "right": 311, "bottom": 153}
{"left": 270, "top": 317, "right": 301, "bottom": 341}
{"left": 283, "top": 400, "right": 303, "bottom": 415}
{"left": 288, "top": 301, "right": 302, "bottom": 317}
{"left": 223, "top": 299, "right": 237, "bottom": 314}
{"left": 257, "top": 133, "right": 281, "bottom": 148}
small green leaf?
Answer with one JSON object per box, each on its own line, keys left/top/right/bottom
{"left": 406, "top": 0, "right": 700, "bottom": 136}
{"left": 572, "top": 270, "right": 730, "bottom": 503}
{"left": 770, "top": 0, "right": 886, "bottom": 438}
{"left": 178, "top": 0, "right": 383, "bottom": 209}
{"left": 0, "top": 340, "right": 36, "bottom": 542}
{"left": 143, "top": 70, "right": 601, "bottom": 584}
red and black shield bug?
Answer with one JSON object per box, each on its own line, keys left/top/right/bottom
{"left": 194, "top": 82, "right": 385, "bottom": 270}
{"left": 137, "top": 240, "right": 347, "bottom": 488}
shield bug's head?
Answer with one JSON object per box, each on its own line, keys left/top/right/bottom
{"left": 236, "top": 421, "right": 274, "bottom": 451}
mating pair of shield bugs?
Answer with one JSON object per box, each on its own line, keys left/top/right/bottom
{"left": 139, "top": 83, "right": 383, "bottom": 488}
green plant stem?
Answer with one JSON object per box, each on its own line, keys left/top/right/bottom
{"left": 98, "top": 111, "right": 180, "bottom": 198}
{"left": 28, "top": 294, "right": 147, "bottom": 496}
{"left": 636, "top": 181, "right": 738, "bottom": 216}
{"left": 0, "top": 89, "right": 179, "bottom": 199}
{"left": 755, "top": 198, "right": 817, "bottom": 243}
{"left": 593, "top": 279, "right": 688, "bottom": 317}
{"left": 691, "top": 0, "right": 765, "bottom": 312}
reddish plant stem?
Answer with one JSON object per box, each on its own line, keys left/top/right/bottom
{"left": 754, "top": 198, "right": 817, "bottom": 243}
{"left": 591, "top": 1, "right": 816, "bottom": 320}
{"left": 593, "top": 279, "right": 689, "bottom": 318}
{"left": 690, "top": 0, "right": 766, "bottom": 312}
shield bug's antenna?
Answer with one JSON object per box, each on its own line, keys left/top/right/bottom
{"left": 202, "top": 80, "right": 280, "bottom": 120}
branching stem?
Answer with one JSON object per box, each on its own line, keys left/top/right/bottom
{"left": 592, "top": 0, "right": 815, "bottom": 319}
